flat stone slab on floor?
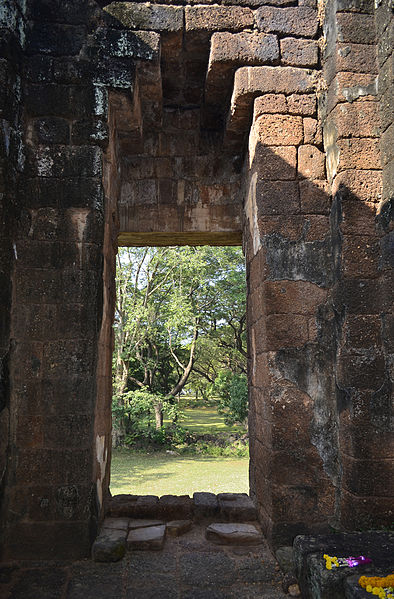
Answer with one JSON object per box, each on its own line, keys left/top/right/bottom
{"left": 127, "top": 524, "right": 166, "bottom": 551}
{"left": 92, "top": 529, "right": 127, "bottom": 562}
{"left": 167, "top": 520, "right": 193, "bottom": 537}
{"left": 206, "top": 523, "right": 263, "bottom": 545}
{"left": 101, "top": 517, "right": 130, "bottom": 531}
{"left": 128, "top": 519, "right": 164, "bottom": 530}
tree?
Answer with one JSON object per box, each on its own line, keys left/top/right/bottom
{"left": 113, "top": 246, "right": 247, "bottom": 439}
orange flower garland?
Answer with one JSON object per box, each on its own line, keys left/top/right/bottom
{"left": 358, "top": 575, "right": 394, "bottom": 599}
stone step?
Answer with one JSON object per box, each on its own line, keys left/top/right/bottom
{"left": 206, "top": 522, "right": 263, "bottom": 546}
{"left": 108, "top": 492, "right": 257, "bottom": 523}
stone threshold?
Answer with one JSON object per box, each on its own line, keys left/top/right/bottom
{"left": 107, "top": 491, "right": 258, "bottom": 522}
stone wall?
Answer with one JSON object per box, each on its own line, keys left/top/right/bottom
{"left": 0, "top": 0, "right": 25, "bottom": 544}
{"left": 0, "top": 0, "right": 392, "bottom": 559}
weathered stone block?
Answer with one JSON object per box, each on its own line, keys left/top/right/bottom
{"left": 337, "top": 138, "right": 381, "bottom": 171}
{"left": 104, "top": 3, "right": 183, "bottom": 31}
{"left": 287, "top": 94, "right": 316, "bottom": 116}
{"left": 253, "top": 94, "right": 287, "bottom": 117}
{"left": 209, "top": 31, "right": 279, "bottom": 66}
{"left": 336, "top": 12, "right": 376, "bottom": 44}
{"left": 92, "top": 529, "right": 126, "bottom": 562}
{"left": 254, "top": 145, "right": 296, "bottom": 180}
{"left": 265, "top": 314, "right": 310, "bottom": 348}
{"left": 303, "top": 118, "right": 322, "bottom": 145}
{"left": 217, "top": 493, "right": 257, "bottom": 521}
{"left": 166, "top": 520, "right": 193, "bottom": 536}
{"left": 185, "top": 6, "right": 254, "bottom": 32}
{"left": 335, "top": 42, "right": 378, "bottom": 74}
{"left": 27, "top": 24, "right": 85, "bottom": 57}
{"left": 159, "top": 495, "right": 193, "bottom": 520}
{"left": 341, "top": 454, "right": 394, "bottom": 497}
{"left": 264, "top": 281, "right": 327, "bottom": 315}
{"left": 256, "top": 7, "right": 318, "bottom": 38}
{"left": 298, "top": 145, "right": 325, "bottom": 179}
{"left": 32, "top": 117, "right": 70, "bottom": 145}
{"left": 337, "top": 351, "right": 386, "bottom": 389}
{"left": 27, "top": 0, "right": 88, "bottom": 25}
{"left": 336, "top": 0, "right": 374, "bottom": 13}
{"left": 330, "top": 101, "right": 380, "bottom": 139}
{"left": 332, "top": 169, "right": 382, "bottom": 203}
{"left": 97, "top": 29, "right": 160, "bottom": 60}
{"left": 256, "top": 180, "right": 300, "bottom": 215}
{"left": 342, "top": 234, "right": 380, "bottom": 278}
{"left": 280, "top": 38, "right": 318, "bottom": 68}
{"left": 193, "top": 492, "right": 219, "bottom": 521}
{"left": 381, "top": 123, "right": 393, "bottom": 166}
{"left": 256, "top": 114, "right": 303, "bottom": 145}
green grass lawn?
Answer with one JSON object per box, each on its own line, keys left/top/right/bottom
{"left": 110, "top": 448, "right": 249, "bottom": 496}
{"left": 164, "top": 401, "right": 244, "bottom": 434}
{"left": 110, "top": 401, "right": 249, "bottom": 496}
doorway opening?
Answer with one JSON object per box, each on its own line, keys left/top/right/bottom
{"left": 109, "top": 244, "right": 249, "bottom": 498}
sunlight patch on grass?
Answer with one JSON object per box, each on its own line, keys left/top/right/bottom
{"left": 110, "top": 448, "right": 249, "bottom": 496}
{"left": 165, "top": 404, "right": 244, "bottom": 434}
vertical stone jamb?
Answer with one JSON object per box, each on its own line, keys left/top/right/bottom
{"left": 322, "top": 0, "right": 393, "bottom": 528}
{"left": 245, "top": 88, "right": 339, "bottom": 547}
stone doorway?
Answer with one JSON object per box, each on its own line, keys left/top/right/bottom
{"left": 109, "top": 244, "right": 249, "bottom": 499}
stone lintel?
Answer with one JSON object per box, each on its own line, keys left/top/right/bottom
{"left": 118, "top": 231, "right": 243, "bottom": 246}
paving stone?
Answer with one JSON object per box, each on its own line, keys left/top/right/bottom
{"left": 66, "top": 565, "right": 124, "bottom": 599}
{"left": 166, "top": 519, "right": 193, "bottom": 537}
{"left": 238, "top": 556, "right": 278, "bottom": 582}
{"left": 101, "top": 517, "right": 129, "bottom": 531}
{"left": 180, "top": 551, "right": 237, "bottom": 587}
{"left": 128, "top": 518, "right": 164, "bottom": 530}
{"left": 206, "top": 523, "right": 263, "bottom": 545}
{"left": 127, "top": 524, "right": 166, "bottom": 551}
{"left": 7, "top": 567, "right": 68, "bottom": 599}
{"left": 124, "top": 552, "right": 176, "bottom": 575}
{"left": 217, "top": 493, "right": 258, "bottom": 521}
{"left": 193, "top": 492, "right": 219, "bottom": 521}
{"left": 92, "top": 529, "right": 127, "bottom": 562}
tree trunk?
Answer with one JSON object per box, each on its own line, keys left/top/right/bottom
{"left": 154, "top": 402, "right": 163, "bottom": 429}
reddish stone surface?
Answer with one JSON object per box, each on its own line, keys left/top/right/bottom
{"left": 256, "top": 114, "right": 304, "bottom": 145}
{"left": 280, "top": 38, "right": 319, "bottom": 68}
{"left": 256, "top": 7, "right": 319, "bottom": 38}
{"left": 298, "top": 145, "right": 326, "bottom": 179}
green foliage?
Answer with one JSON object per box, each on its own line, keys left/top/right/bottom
{"left": 112, "top": 387, "right": 184, "bottom": 446}
{"left": 113, "top": 246, "right": 247, "bottom": 447}
{"left": 212, "top": 370, "right": 248, "bottom": 426}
